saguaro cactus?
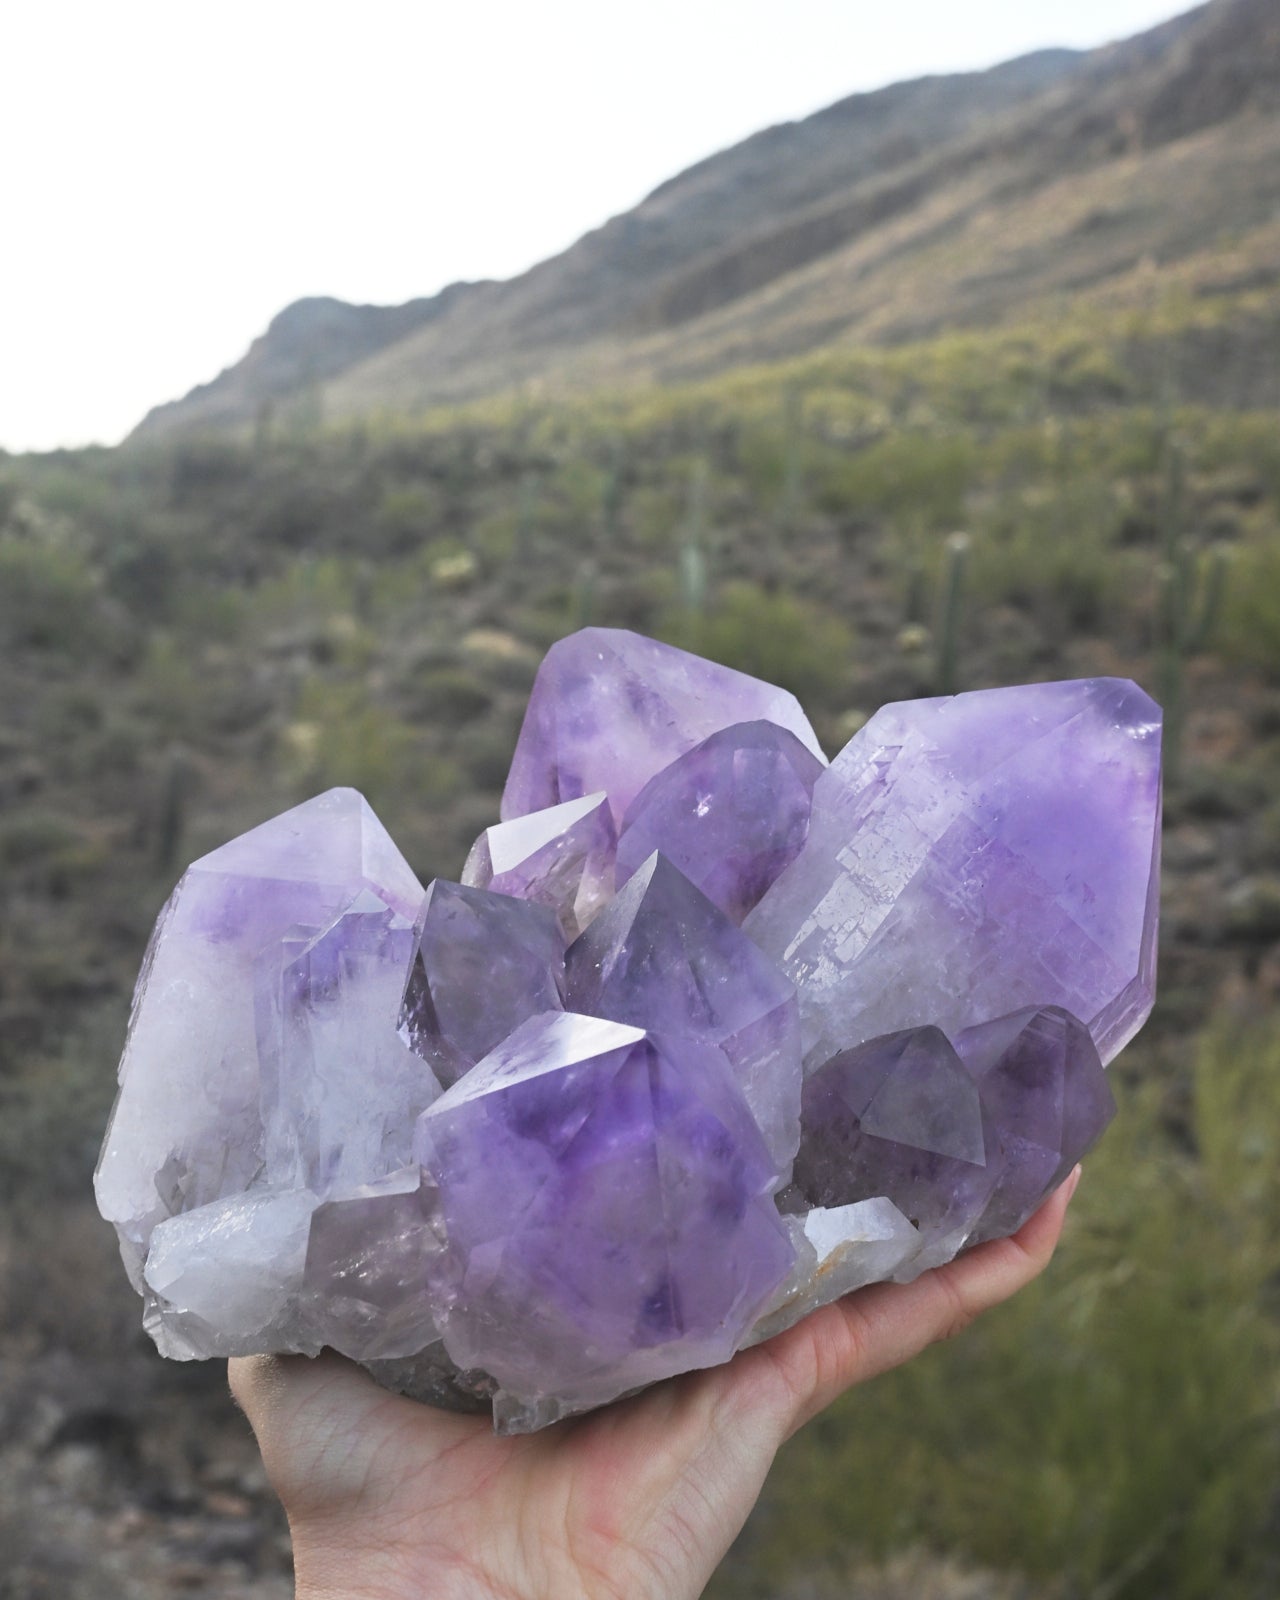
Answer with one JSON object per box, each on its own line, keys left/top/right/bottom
{"left": 678, "top": 458, "right": 710, "bottom": 634}
{"left": 1155, "top": 438, "right": 1229, "bottom": 783}
{"left": 934, "top": 531, "right": 971, "bottom": 695}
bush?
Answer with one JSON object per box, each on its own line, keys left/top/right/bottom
{"left": 1220, "top": 537, "right": 1280, "bottom": 681}
{"left": 0, "top": 536, "right": 101, "bottom": 654}
{"left": 813, "top": 433, "right": 975, "bottom": 531}
{"left": 661, "top": 581, "right": 855, "bottom": 710}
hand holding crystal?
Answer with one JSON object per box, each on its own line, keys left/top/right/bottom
{"left": 231, "top": 1169, "right": 1077, "bottom": 1600}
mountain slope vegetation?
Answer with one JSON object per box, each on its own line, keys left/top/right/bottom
{"left": 135, "top": 0, "right": 1280, "bottom": 439}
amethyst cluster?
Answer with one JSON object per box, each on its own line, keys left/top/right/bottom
{"left": 95, "top": 629, "right": 1162, "bottom": 1432}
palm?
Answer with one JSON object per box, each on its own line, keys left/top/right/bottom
{"left": 231, "top": 1179, "right": 1075, "bottom": 1600}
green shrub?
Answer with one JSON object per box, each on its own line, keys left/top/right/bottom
{"left": 661, "top": 581, "right": 854, "bottom": 709}
{"left": 0, "top": 535, "right": 101, "bottom": 653}
{"left": 813, "top": 432, "right": 975, "bottom": 531}
{"left": 1220, "top": 537, "right": 1280, "bottom": 681}
{"left": 407, "top": 667, "right": 495, "bottom": 726}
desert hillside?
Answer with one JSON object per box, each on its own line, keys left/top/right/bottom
{"left": 137, "top": 0, "right": 1280, "bottom": 438}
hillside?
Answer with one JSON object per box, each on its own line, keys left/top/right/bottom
{"left": 131, "top": 0, "right": 1280, "bottom": 440}
{"left": 132, "top": 44, "right": 1088, "bottom": 439}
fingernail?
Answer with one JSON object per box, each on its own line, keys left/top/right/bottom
{"left": 1064, "top": 1164, "right": 1083, "bottom": 1202}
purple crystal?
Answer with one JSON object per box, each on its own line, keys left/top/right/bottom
{"left": 617, "top": 720, "right": 824, "bottom": 923}
{"left": 793, "top": 1027, "right": 1001, "bottom": 1276}
{"left": 564, "top": 852, "right": 802, "bottom": 1174}
{"left": 462, "top": 790, "right": 616, "bottom": 940}
{"left": 955, "top": 1005, "right": 1115, "bottom": 1246}
{"left": 745, "top": 679, "right": 1162, "bottom": 1068}
{"left": 501, "top": 627, "right": 825, "bottom": 827}
{"left": 413, "top": 1011, "right": 794, "bottom": 1421}
{"left": 95, "top": 789, "right": 432, "bottom": 1324}
{"left": 95, "top": 639, "right": 1159, "bottom": 1434}
{"left": 399, "top": 880, "right": 565, "bottom": 1089}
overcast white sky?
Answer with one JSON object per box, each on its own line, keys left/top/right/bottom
{"left": 3, "top": 0, "right": 1194, "bottom": 454}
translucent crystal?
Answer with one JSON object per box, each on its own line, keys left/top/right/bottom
{"left": 745, "top": 678, "right": 1161, "bottom": 1068}
{"left": 564, "top": 851, "right": 802, "bottom": 1174}
{"left": 398, "top": 880, "right": 565, "bottom": 1089}
{"left": 501, "top": 626, "right": 825, "bottom": 827}
{"left": 956, "top": 1005, "right": 1115, "bottom": 1245}
{"left": 617, "top": 720, "right": 823, "bottom": 923}
{"left": 95, "top": 789, "right": 437, "bottom": 1354}
{"left": 462, "top": 790, "right": 615, "bottom": 940}
{"left": 792, "top": 1026, "right": 1001, "bottom": 1277}
{"left": 96, "top": 647, "right": 1159, "bottom": 1435}
{"left": 413, "top": 1011, "right": 794, "bottom": 1422}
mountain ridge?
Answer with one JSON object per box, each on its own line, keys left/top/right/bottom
{"left": 134, "top": 0, "right": 1280, "bottom": 440}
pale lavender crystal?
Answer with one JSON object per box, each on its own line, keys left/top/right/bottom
{"left": 617, "top": 721, "right": 824, "bottom": 923}
{"left": 94, "top": 789, "right": 437, "bottom": 1355}
{"left": 501, "top": 626, "right": 825, "bottom": 827}
{"left": 793, "top": 1027, "right": 1000, "bottom": 1277}
{"left": 956, "top": 1005, "right": 1115, "bottom": 1246}
{"left": 563, "top": 852, "right": 802, "bottom": 1174}
{"left": 413, "top": 1011, "right": 794, "bottom": 1424}
{"left": 745, "top": 679, "right": 1162, "bottom": 1069}
{"left": 399, "top": 880, "right": 565, "bottom": 1089}
{"left": 463, "top": 791, "right": 616, "bottom": 940}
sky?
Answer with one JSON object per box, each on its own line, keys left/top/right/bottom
{"left": 3, "top": 0, "right": 1195, "bottom": 454}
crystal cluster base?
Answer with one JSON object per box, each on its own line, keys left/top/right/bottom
{"left": 96, "top": 628, "right": 1160, "bottom": 1432}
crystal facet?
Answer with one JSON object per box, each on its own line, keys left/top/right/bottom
{"left": 793, "top": 1026, "right": 1001, "bottom": 1276}
{"left": 399, "top": 880, "right": 565, "bottom": 1089}
{"left": 956, "top": 1005, "right": 1115, "bottom": 1245}
{"left": 95, "top": 789, "right": 433, "bottom": 1323}
{"left": 501, "top": 626, "right": 826, "bottom": 827}
{"left": 617, "top": 720, "right": 824, "bottom": 923}
{"left": 564, "top": 851, "right": 803, "bottom": 1174}
{"left": 748, "top": 1197, "right": 922, "bottom": 1343}
{"left": 462, "top": 790, "right": 616, "bottom": 940}
{"left": 96, "top": 633, "right": 1159, "bottom": 1434}
{"left": 413, "top": 1011, "right": 794, "bottom": 1425}
{"left": 745, "top": 678, "right": 1162, "bottom": 1068}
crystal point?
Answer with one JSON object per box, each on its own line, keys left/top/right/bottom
{"left": 414, "top": 1011, "right": 794, "bottom": 1420}
{"left": 617, "top": 720, "right": 823, "bottom": 922}
{"left": 956, "top": 1005, "right": 1115, "bottom": 1245}
{"left": 463, "top": 791, "right": 616, "bottom": 939}
{"left": 564, "top": 851, "right": 802, "bottom": 1174}
{"left": 95, "top": 789, "right": 436, "bottom": 1358}
{"left": 399, "top": 880, "right": 565, "bottom": 1089}
{"left": 793, "top": 1027, "right": 1000, "bottom": 1275}
{"left": 501, "top": 627, "right": 825, "bottom": 827}
{"left": 745, "top": 678, "right": 1162, "bottom": 1067}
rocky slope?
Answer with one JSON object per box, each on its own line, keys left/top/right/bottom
{"left": 134, "top": 1, "right": 1279, "bottom": 443}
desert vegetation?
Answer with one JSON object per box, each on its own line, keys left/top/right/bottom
{"left": 1, "top": 280, "right": 1279, "bottom": 1597}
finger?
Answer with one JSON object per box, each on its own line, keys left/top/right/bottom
{"left": 750, "top": 1166, "right": 1080, "bottom": 1439}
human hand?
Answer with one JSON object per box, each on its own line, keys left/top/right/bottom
{"left": 230, "top": 1167, "right": 1080, "bottom": 1600}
